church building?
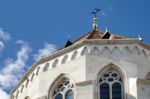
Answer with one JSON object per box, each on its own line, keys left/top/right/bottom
{"left": 11, "top": 9, "right": 150, "bottom": 99}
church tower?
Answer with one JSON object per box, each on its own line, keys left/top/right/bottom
{"left": 11, "top": 9, "right": 150, "bottom": 99}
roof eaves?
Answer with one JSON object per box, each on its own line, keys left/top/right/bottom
{"left": 11, "top": 39, "right": 150, "bottom": 94}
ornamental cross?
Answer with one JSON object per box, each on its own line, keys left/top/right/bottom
{"left": 91, "top": 8, "right": 101, "bottom": 30}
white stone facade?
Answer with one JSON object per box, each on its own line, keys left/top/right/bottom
{"left": 11, "top": 39, "right": 150, "bottom": 99}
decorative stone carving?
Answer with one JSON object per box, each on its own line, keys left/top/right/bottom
{"left": 90, "top": 47, "right": 99, "bottom": 55}
{"left": 61, "top": 55, "right": 68, "bottom": 64}
{"left": 52, "top": 59, "right": 59, "bottom": 68}
{"left": 71, "top": 51, "right": 78, "bottom": 60}
{"left": 81, "top": 47, "right": 89, "bottom": 56}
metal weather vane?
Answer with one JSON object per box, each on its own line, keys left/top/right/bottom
{"left": 92, "top": 8, "right": 101, "bottom": 30}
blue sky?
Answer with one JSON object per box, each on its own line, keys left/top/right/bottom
{"left": 0, "top": 0, "right": 150, "bottom": 98}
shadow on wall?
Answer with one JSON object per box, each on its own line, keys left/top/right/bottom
{"left": 127, "top": 93, "right": 136, "bottom": 99}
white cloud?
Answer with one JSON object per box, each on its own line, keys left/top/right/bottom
{"left": 0, "top": 30, "right": 56, "bottom": 98}
{"left": 0, "top": 88, "right": 9, "bottom": 99}
{"left": 0, "top": 40, "right": 31, "bottom": 91}
{"left": 0, "top": 28, "right": 11, "bottom": 41}
{"left": 0, "top": 41, "right": 4, "bottom": 52}
{"left": 101, "top": 6, "right": 114, "bottom": 17}
{"left": 33, "top": 43, "right": 57, "bottom": 60}
{"left": 0, "top": 28, "right": 11, "bottom": 52}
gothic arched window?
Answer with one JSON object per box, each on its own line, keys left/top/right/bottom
{"left": 53, "top": 79, "right": 74, "bottom": 99}
{"left": 99, "top": 70, "right": 123, "bottom": 99}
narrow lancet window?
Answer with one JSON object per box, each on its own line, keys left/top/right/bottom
{"left": 65, "top": 90, "right": 74, "bottom": 99}
{"left": 55, "top": 94, "right": 63, "bottom": 99}
{"left": 100, "top": 83, "right": 109, "bottom": 99}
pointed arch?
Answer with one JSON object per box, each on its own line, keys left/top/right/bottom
{"left": 21, "top": 85, "right": 24, "bottom": 93}
{"left": 121, "top": 46, "right": 131, "bottom": 54}
{"left": 62, "top": 55, "right": 68, "bottom": 64}
{"left": 25, "top": 79, "right": 29, "bottom": 88}
{"left": 98, "top": 63, "right": 126, "bottom": 77}
{"left": 31, "top": 73, "right": 35, "bottom": 81}
{"left": 43, "top": 63, "right": 50, "bottom": 72}
{"left": 100, "top": 46, "right": 111, "bottom": 55}
{"left": 132, "top": 46, "right": 140, "bottom": 55}
{"left": 48, "top": 74, "right": 75, "bottom": 99}
{"left": 16, "top": 91, "right": 19, "bottom": 99}
{"left": 52, "top": 59, "right": 59, "bottom": 68}
{"left": 71, "top": 51, "right": 78, "bottom": 60}
{"left": 97, "top": 63, "right": 127, "bottom": 99}
{"left": 81, "top": 47, "right": 89, "bottom": 56}
{"left": 141, "top": 49, "right": 147, "bottom": 58}
{"left": 36, "top": 67, "right": 40, "bottom": 76}
{"left": 112, "top": 46, "right": 120, "bottom": 54}
{"left": 90, "top": 47, "right": 100, "bottom": 55}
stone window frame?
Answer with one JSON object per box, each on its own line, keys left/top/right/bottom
{"left": 97, "top": 64, "right": 126, "bottom": 99}
{"left": 99, "top": 71, "right": 123, "bottom": 99}
{"left": 53, "top": 79, "right": 75, "bottom": 99}
{"left": 48, "top": 74, "right": 76, "bottom": 99}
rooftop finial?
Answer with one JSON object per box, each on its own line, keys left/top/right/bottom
{"left": 138, "top": 34, "right": 143, "bottom": 41}
{"left": 105, "top": 27, "right": 108, "bottom": 33}
{"left": 92, "top": 8, "right": 101, "bottom": 31}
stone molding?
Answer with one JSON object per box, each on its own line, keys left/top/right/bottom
{"left": 11, "top": 39, "right": 150, "bottom": 98}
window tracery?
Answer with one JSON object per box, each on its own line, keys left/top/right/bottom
{"left": 53, "top": 79, "right": 74, "bottom": 99}
{"left": 99, "top": 70, "right": 123, "bottom": 99}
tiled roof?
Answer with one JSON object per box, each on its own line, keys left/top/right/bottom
{"left": 74, "top": 30, "right": 128, "bottom": 44}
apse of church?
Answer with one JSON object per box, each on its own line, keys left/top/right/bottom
{"left": 11, "top": 9, "right": 150, "bottom": 99}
